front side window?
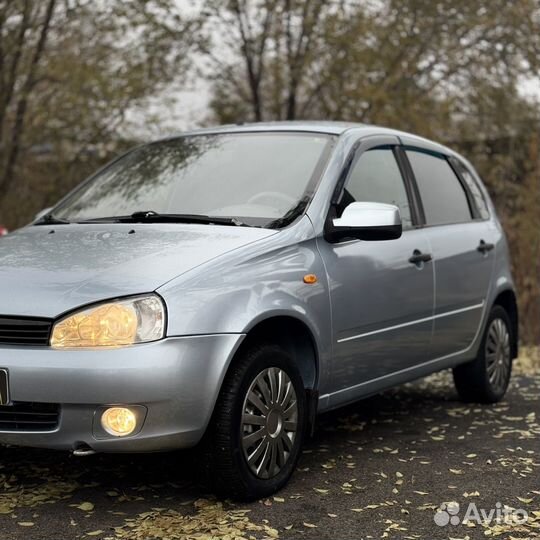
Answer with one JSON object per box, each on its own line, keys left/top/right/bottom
{"left": 339, "top": 148, "right": 413, "bottom": 229}
{"left": 406, "top": 150, "right": 472, "bottom": 226}
{"left": 53, "top": 133, "right": 333, "bottom": 228}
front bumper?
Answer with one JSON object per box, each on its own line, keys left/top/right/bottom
{"left": 0, "top": 334, "right": 244, "bottom": 452}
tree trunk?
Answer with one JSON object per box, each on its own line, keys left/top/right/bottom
{"left": 286, "top": 89, "right": 296, "bottom": 120}
{"left": 0, "top": 0, "right": 56, "bottom": 197}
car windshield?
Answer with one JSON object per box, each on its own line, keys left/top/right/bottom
{"left": 53, "top": 132, "right": 333, "bottom": 228}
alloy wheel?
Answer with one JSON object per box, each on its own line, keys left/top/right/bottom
{"left": 241, "top": 367, "right": 298, "bottom": 479}
{"left": 485, "top": 318, "right": 511, "bottom": 394}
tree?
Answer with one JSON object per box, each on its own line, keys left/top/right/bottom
{"left": 200, "top": 0, "right": 335, "bottom": 122}
{"left": 0, "top": 0, "right": 57, "bottom": 196}
{"left": 202, "top": 0, "right": 540, "bottom": 136}
{"left": 0, "top": 0, "right": 197, "bottom": 224}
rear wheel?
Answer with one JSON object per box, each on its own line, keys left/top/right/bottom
{"left": 205, "top": 343, "right": 306, "bottom": 500}
{"left": 453, "top": 305, "right": 513, "bottom": 403}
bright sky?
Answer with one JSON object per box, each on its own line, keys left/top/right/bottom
{"left": 124, "top": 82, "right": 211, "bottom": 138}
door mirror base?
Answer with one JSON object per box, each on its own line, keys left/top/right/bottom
{"left": 326, "top": 224, "right": 402, "bottom": 243}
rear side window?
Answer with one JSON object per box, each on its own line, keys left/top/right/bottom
{"left": 342, "top": 148, "right": 413, "bottom": 229}
{"left": 452, "top": 160, "right": 490, "bottom": 220}
{"left": 406, "top": 150, "right": 472, "bottom": 226}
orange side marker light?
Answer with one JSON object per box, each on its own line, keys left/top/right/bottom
{"left": 303, "top": 274, "right": 318, "bottom": 284}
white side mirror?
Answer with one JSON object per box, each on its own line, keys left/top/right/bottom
{"left": 330, "top": 202, "right": 402, "bottom": 242}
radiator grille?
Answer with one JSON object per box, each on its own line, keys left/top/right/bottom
{"left": 0, "top": 402, "right": 60, "bottom": 432}
{"left": 0, "top": 316, "right": 52, "bottom": 346}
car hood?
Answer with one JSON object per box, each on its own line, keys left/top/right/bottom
{"left": 0, "top": 223, "right": 276, "bottom": 318}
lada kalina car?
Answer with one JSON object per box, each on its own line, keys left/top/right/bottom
{"left": 0, "top": 122, "right": 517, "bottom": 499}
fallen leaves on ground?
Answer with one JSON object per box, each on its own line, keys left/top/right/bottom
{"left": 114, "top": 499, "right": 279, "bottom": 540}
{"left": 0, "top": 472, "right": 77, "bottom": 515}
{"left": 1, "top": 348, "right": 539, "bottom": 539}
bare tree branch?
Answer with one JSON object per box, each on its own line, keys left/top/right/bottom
{"left": 0, "top": 0, "right": 57, "bottom": 195}
{"left": 0, "top": 0, "right": 31, "bottom": 146}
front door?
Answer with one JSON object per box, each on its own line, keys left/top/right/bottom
{"left": 317, "top": 138, "right": 435, "bottom": 403}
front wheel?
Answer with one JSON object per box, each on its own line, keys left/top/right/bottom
{"left": 205, "top": 343, "right": 306, "bottom": 500}
{"left": 453, "top": 305, "right": 513, "bottom": 403}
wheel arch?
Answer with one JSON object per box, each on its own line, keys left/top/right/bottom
{"left": 237, "top": 315, "right": 320, "bottom": 391}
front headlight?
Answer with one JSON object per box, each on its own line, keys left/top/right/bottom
{"left": 50, "top": 295, "right": 165, "bottom": 349}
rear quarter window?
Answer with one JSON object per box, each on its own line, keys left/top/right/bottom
{"left": 452, "top": 159, "right": 490, "bottom": 220}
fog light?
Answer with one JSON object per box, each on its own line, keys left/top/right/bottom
{"left": 101, "top": 407, "right": 137, "bottom": 437}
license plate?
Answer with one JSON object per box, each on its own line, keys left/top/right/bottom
{"left": 0, "top": 369, "right": 9, "bottom": 406}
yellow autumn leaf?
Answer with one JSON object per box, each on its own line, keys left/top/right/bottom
{"left": 76, "top": 502, "right": 95, "bottom": 512}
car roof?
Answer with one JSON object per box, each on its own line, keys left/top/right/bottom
{"left": 174, "top": 121, "right": 362, "bottom": 136}
{"left": 163, "top": 121, "right": 456, "bottom": 158}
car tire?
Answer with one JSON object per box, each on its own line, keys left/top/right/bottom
{"left": 204, "top": 343, "right": 306, "bottom": 501}
{"left": 453, "top": 305, "right": 513, "bottom": 403}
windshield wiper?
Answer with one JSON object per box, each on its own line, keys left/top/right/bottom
{"left": 34, "top": 214, "right": 71, "bottom": 225}
{"left": 80, "top": 211, "right": 251, "bottom": 227}
{"left": 266, "top": 197, "right": 309, "bottom": 229}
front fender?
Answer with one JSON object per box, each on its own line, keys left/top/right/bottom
{"left": 157, "top": 220, "right": 333, "bottom": 394}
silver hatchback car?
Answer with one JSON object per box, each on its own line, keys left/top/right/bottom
{"left": 0, "top": 122, "right": 517, "bottom": 499}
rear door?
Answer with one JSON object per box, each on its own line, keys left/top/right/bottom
{"left": 402, "top": 142, "right": 496, "bottom": 359}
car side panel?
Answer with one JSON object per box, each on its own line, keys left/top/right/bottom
{"left": 318, "top": 228, "right": 435, "bottom": 401}
{"left": 424, "top": 221, "right": 497, "bottom": 358}
{"left": 316, "top": 135, "right": 515, "bottom": 409}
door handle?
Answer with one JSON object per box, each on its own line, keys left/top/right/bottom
{"left": 477, "top": 240, "right": 494, "bottom": 254}
{"left": 409, "top": 250, "right": 432, "bottom": 264}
